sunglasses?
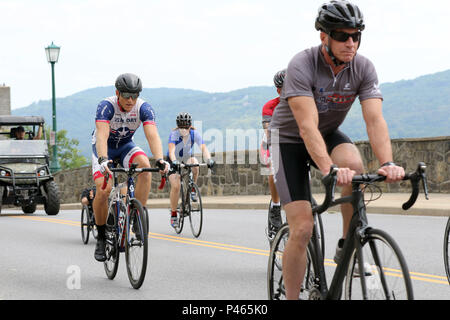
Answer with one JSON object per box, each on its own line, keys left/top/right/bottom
{"left": 178, "top": 125, "right": 190, "bottom": 129}
{"left": 330, "top": 30, "right": 361, "bottom": 43}
{"left": 120, "top": 92, "right": 139, "bottom": 99}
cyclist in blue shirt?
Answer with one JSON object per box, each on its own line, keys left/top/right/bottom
{"left": 166, "top": 112, "right": 214, "bottom": 228}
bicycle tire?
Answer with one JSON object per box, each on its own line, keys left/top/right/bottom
{"left": 81, "top": 204, "right": 90, "bottom": 245}
{"left": 316, "top": 213, "right": 325, "bottom": 258}
{"left": 125, "top": 198, "right": 148, "bottom": 289}
{"left": 143, "top": 206, "right": 149, "bottom": 237}
{"left": 344, "top": 228, "right": 414, "bottom": 300}
{"left": 89, "top": 206, "right": 98, "bottom": 240}
{"left": 444, "top": 217, "right": 450, "bottom": 285}
{"left": 104, "top": 201, "right": 121, "bottom": 280}
{"left": 267, "top": 224, "right": 320, "bottom": 300}
{"left": 188, "top": 183, "right": 203, "bottom": 238}
{"left": 174, "top": 180, "right": 186, "bottom": 234}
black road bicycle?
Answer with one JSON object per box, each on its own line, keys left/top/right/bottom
{"left": 444, "top": 216, "right": 450, "bottom": 285}
{"left": 268, "top": 162, "right": 428, "bottom": 300}
{"left": 102, "top": 163, "right": 165, "bottom": 289}
{"left": 173, "top": 163, "right": 208, "bottom": 238}
{"left": 266, "top": 164, "right": 325, "bottom": 256}
{"left": 81, "top": 199, "right": 97, "bottom": 244}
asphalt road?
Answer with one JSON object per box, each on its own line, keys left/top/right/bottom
{"left": 0, "top": 208, "right": 448, "bottom": 300}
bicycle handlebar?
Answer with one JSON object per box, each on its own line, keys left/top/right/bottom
{"left": 315, "top": 162, "right": 429, "bottom": 214}
{"left": 101, "top": 162, "right": 167, "bottom": 190}
{"left": 180, "top": 163, "right": 208, "bottom": 168}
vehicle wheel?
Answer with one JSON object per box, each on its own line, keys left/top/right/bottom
{"left": 267, "top": 223, "right": 319, "bottom": 300}
{"left": 104, "top": 201, "right": 120, "bottom": 280}
{"left": 174, "top": 182, "right": 186, "bottom": 234}
{"left": 22, "top": 203, "right": 37, "bottom": 214}
{"left": 188, "top": 183, "right": 203, "bottom": 238}
{"left": 125, "top": 198, "right": 148, "bottom": 289}
{"left": 44, "top": 181, "right": 60, "bottom": 215}
{"left": 0, "top": 186, "right": 3, "bottom": 214}
{"left": 81, "top": 204, "right": 90, "bottom": 244}
{"left": 444, "top": 217, "right": 450, "bottom": 285}
{"left": 344, "top": 228, "right": 414, "bottom": 300}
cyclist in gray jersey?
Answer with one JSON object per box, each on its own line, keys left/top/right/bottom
{"left": 269, "top": 0, "right": 405, "bottom": 300}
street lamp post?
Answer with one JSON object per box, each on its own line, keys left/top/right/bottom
{"left": 45, "top": 42, "right": 61, "bottom": 173}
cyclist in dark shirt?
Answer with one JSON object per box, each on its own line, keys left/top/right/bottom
{"left": 269, "top": 0, "right": 405, "bottom": 300}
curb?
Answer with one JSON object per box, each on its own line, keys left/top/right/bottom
{"left": 48, "top": 199, "right": 449, "bottom": 217}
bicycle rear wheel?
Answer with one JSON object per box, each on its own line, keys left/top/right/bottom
{"left": 174, "top": 181, "right": 186, "bottom": 234}
{"left": 188, "top": 183, "right": 203, "bottom": 238}
{"left": 104, "top": 201, "right": 121, "bottom": 280}
{"left": 81, "top": 204, "right": 90, "bottom": 244}
{"left": 90, "top": 207, "right": 98, "bottom": 240}
{"left": 344, "top": 228, "right": 414, "bottom": 300}
{"left": 125, "top": 198, "right": 148, "bottom": 289}
{"left": 444, "top": 217, "right": 450, "bottom": 284}
{"left": 267, "top": 224, "right": 319, "bottom": 300}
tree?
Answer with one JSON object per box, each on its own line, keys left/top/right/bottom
{"left": 45, "top": 126, "right": 87, "bottom": 170}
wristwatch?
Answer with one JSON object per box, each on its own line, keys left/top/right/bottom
{"left": 381, "top": 161, "right": 396, "bottom": 167}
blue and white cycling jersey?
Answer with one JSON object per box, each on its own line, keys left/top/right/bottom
{"left": 167, "top": 129, "right": 204, "bottom": 162}
{"left": 92, "top": 96, "right": 156, "bottom": 149}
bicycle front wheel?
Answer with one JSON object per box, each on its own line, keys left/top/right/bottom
{"left": 188, "top": 183, "right": 203, "bottom": 238}
{"left": 125, "top": 198, "right": 148, "bottom": 289}
{"left": 444, "top": 217, "right": 450, "bottom": 284}
{"left": 81, "top": 204, "right": 90, "bottom": 244}
{"left": 344, "top": 228, "right": 413, "bottom": 300}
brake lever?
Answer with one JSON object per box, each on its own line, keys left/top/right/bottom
{"left": 418, "top": 162, "right": 429, "bottom": 200}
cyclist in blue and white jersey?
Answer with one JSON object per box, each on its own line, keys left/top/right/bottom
{"left": 166, "top": 112, "right": 214, "bottom": 228}
{"left": 91, "top": 73, "right": 169, "bottom": 262}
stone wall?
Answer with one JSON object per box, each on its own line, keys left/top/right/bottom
{"left": 54, "top": 136, "right": 449, "bottom": 203}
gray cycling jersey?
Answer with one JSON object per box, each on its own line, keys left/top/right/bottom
{"left": 270, "top": 45, "right": 383, "bottom": 144}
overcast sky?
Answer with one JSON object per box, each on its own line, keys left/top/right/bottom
{"left": 2, "top": 0, "right": 450, "bottom": 109}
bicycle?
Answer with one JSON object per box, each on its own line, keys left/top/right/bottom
{"left": 102, "top": 162, "right": 166, "bottom": 289}
{"left": 266, "top": 163, "right": 325, "bottom": 256}
{"left": 444, "top": 216, "right": 450, "bottom": 285}
{"left": 81, "top": 199, "right": 97, "bottom": 244}
{"left": 172, "top": 162, "right": 208, "bottom": 238}
{"left": 268, "top": 162, "right": 429, "bottom": 300}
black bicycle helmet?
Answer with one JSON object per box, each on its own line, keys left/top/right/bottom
{"left": 273, "top": 69, "right": 286, "bottom": 89}
{"left": 315, "top": 0, "right": 365, "bottom": 34}
{"left": 115, "top": 73, "right": 142, "bottom": 93}
{"left": 176, "top": 112, "right": 192, "bottom": 127}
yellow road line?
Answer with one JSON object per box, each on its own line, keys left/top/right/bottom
{"left": 149, "top": 231, "right": 270, "bottom": 254}
{"left": 12, "top": 215, "right": 449, "bottom": 285}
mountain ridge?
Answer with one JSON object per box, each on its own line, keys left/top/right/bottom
{"left": 12, "top": 69, "right": 450, "bottom": 160}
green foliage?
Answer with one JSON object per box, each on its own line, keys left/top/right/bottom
{"left": 45, "top": 126, "right": 87, "bottom": 170}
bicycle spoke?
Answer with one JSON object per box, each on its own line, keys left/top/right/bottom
{"left": 189, "top": 184, "right": 203, "bottom": 238}
{"left": 344, "top": 229, "right": 413, "bottom": 300}
{"left": 125, "top": 199, "right": 148, "bottom": 289}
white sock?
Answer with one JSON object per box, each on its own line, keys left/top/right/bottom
{"left": 271, "top": 201, "right": 281, "bottom": 208}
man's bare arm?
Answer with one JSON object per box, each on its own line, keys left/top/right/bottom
{"left": 288, "top": 96, "right": 333, "bottom": 175}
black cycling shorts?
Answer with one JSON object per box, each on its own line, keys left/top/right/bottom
{"left": 272, "top": 130, "right": 352, "bottom": 206}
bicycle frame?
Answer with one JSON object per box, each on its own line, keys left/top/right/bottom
{"left": 310, "top": 163, "right": 427, "bottom": 300}
{"left": 106, "top": 164, "right": 165, "bottom": 249}
{"left": 311, "top": 185, "right": 368, "bottom": 299}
